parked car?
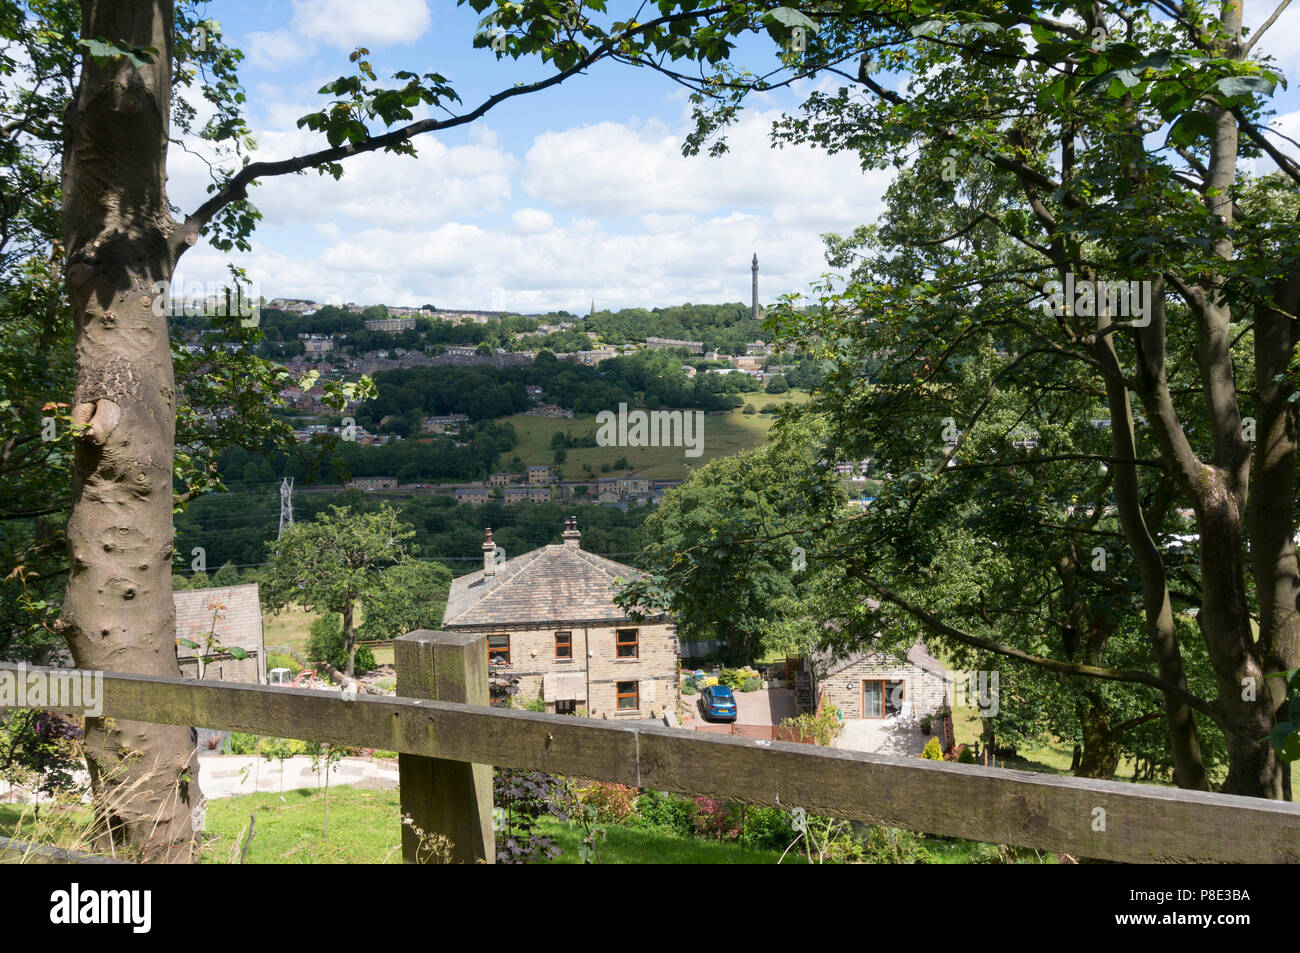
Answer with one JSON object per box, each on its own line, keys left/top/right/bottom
{"left": 701, "top": 684, "right": 738, "bottom": 722}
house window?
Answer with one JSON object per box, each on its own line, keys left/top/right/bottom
{"left": 555, "top": 631, "right": 572, "bottom": 660}
{"left": 862, "top": 679, "right": 905, "bottom": 718}
{"left": 615, "top": 628, "right": 639, "bottom": 659}
{"left": 488, "top": 635, "right": 510, "bottom": 665}
{"left": 556, "top": 699, "right": 577, "bottom": 715}
{"left": 616, "top": 681, "right": 639, "bottom": 711}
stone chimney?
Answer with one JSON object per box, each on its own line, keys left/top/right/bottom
{"left": 562, "top": 516, "right": 581, "bottom": 548}
{"left": 482, "top": 527, "right": 497, "bottom": 576}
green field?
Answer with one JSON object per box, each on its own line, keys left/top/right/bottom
{"left": 262, "top": 603, "right": 393, "bottom": 668}
{"left": 503, "top": 390, "right": 806, "bottom": 480}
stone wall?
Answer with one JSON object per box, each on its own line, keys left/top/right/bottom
{"left": 486, "top": 621, "right": 679, "bottom": 719}
{"left": 816, "top": 653, "right": 947, "bottom": 719}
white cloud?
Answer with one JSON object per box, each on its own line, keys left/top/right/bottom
{"left": 170, "top": 99, "right": 891, "bottom": 313}
{"left": 242, "top": 29, "right": 311, "bottom": 71}
{"left": 522, "top": 110, "right": 890, "bottom": 234}
{"left": 290, "top": 0, "right": 432, "bottom": 50}
{"left": 512, "top": 208, "right": 555, "bottom": 233}
{"left": 166, "top": 114, "right": 517, "bottom": 229}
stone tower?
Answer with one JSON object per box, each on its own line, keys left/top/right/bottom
{"left": 751, "top": 253, "right": 760, "bottom": 321}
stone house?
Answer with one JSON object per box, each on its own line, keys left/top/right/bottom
{"left": 810, "top": 642, "right": 948, "bottom": 720}
{"left": 174, "top": 583, "right": 267, "bottom": 684}
{"left": 441, "top": 518, "right": 678, "bottom": 719}
{"left": 347, "top": 475, "right": 397, "bottom": 490}
{"left": 528, "top": 465, "right": 555, "bottom": 484}
{"left": 456, "top": 487, "right": 491, "bottom": 505}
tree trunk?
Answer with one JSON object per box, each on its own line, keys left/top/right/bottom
{"left": 342, "top": 601, "right": 356, "bottom": 678}
{"left": 1093, "top": 298, "right": 1208, "bottom": 791}
{"left": 59, "top": 0, "right": 200, "bottom": 862}
{"left": 1075, "top": 695, "right": 1121, "bottom": 780}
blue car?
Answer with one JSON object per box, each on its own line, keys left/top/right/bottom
{"left": 701, "top": 684, "right": 738, "bottom": 722}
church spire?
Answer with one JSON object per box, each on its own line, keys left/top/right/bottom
{"left": 751, "top": 253, "right": 760, "bottom": 321}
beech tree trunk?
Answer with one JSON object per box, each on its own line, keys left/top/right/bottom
{"left": 59, "top": 0, "right": 201, "bottom": 862}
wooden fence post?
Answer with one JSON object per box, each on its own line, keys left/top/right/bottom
{"left": 396, "top": 630, "right": 495, "bottom": 864}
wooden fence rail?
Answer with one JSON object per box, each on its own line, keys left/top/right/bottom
{"left": 3, "top": 635, "right": 1300, "bottom": 864}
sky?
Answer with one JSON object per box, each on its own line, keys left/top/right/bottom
{"left": 166, "top": 0, "right": 1300, "bottom": 315}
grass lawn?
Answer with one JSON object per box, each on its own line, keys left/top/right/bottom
{"left": 261, "top": 603, "right": 323, "bottom": 657}
{"left": 203, "top": 786, "right": 402, "bottom": 864}
{"left": 5, "top": 787, "right": 1061, "bottom": 864}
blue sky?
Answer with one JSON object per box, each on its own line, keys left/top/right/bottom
{"left": 168, "top": 1, "right": 1300, "bottom": 314}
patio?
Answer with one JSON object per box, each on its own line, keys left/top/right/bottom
{"left": 835, "top": 718, "right": 930, "bottom": 756}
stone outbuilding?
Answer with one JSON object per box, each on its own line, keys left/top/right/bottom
{"left": 811, "top": 641, "right": 948, "bottom": 720}
{"left": 173, "top": 583, "right": 267, "bottom": 684}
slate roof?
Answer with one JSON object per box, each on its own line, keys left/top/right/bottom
{"left": 813, "top": 640, "right": 948, "bottom": 680}
{"left": 173, "top": 583, "right": 265, "bottom": 683}
{"left": 442, "top": 544, "right": 667, "bottom": 628}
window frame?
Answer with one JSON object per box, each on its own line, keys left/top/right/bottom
{"left": 615, "top": 628, "right": 639, "bottom": 659}
{"left": 488, "top": 634, "right": 511, "bottom": 665}
{"left": 555, "top": 630, "right": 573, "bottom": 660}
{"left": 615, "top": 680, "right": 639, "bottom": 712}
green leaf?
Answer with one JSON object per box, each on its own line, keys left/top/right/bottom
{"left": 178, "top": 638, "right": 199, "bottom": 649}
{"left": 228, "top": 647, "right": 250, "bottom": 660}
{"left": 1167, "top": 111, "right": 1217, "bottom": 147}
{"left": 767, "top": 7, "right": 818, "bottom": 30}
{"left": 1216, "top": 75, "right": 1274, "bottom": 98}
{"left": 1271, "top": 723, "right": 1300, "bottom": 762}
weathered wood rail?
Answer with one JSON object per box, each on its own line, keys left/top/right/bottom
{"left": 3, "top": 632, "right": 1300, "bottom": 864}
{"left": 0, "top": 836, "right": 129, "bottom": 865}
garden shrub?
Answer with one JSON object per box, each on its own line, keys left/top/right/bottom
{"left": 494, "top": 769, "right": 566, "bottom": 864}
{"left": 631, "top": 789, "right": 696, "bottom": 836}
{"left": 228, "top": 732, "right": 259, "bottom": 755}
{"left": 258, "top": 737, "right": 308, "bottom": 759}
{"left": 740, "top": 677, "right": 761, "bottom": 692}
{"left": 719, "top": 668, "right": 747, "bottom": 690}
{"left": 266, "top": 653, "right": 301, "bottom": 675}
{"left": 307, "top": 614, "right": 376, "bottom": 675}
{"left": 578, "top": 782, "right": 638, "bottom": 824}
{"left": 863, "top": 825, "right": 930, "bottom": 864}
{"left": 681, "top": 681, "right": 698, "bottom": 695}
{"left": 781, "top": 706, "right": 842, "bottom": 746}
{"left": 957, "top": 745, "right": 976, "bottom": 764}
{"left": 740, "top": 806, "right": 797, "bottom": 852}
{"left": 693, "top": 797, "right": 741, "bottom": 840}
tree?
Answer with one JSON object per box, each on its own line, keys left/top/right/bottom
{"left": 210, "top": 562, "right": 240, "bottom": 588}
{"left": 558, "top": 0, "right": 1300, "bottom": 797}
{"left": 262, "top": 505, "right": 413, "bottom": 678}
{"left": 764, "top": 374, "right": 788, "bottom": 394}
{"left": 36, "top": 0, "right": 733, "bottom": 860}
{"left": 618, "top": 420, "right": 845, "bottom": 660}
{"left": 359, "top": 559, "right": 453, "bottom": 642}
